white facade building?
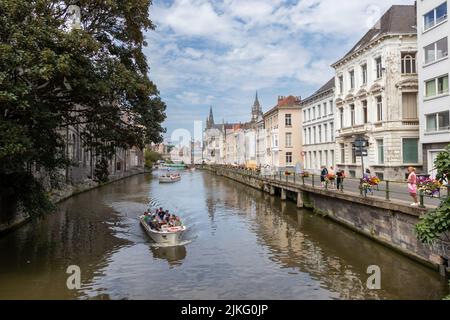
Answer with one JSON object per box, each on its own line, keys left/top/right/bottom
{"left": 301, "top": 78, "right": 336, "bottom": 174}
{"left": 417, "top": 0, "right": 450, "bottom": 177}
{"left": 332, "top": 5, "right": 420, "bottom": 181}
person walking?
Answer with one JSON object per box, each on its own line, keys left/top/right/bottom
{"left": 407, "top": 167, "right": 419, "bottom": 206}
{"left": 320, "top": 166, "right": 328, "bottom": 188}
{"left": 328, "top": 166, "right": 335, "bottom": 189}
{"left": 336, "top": 168, "right": 345, "bottom": 191}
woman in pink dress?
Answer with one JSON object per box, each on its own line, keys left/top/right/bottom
{"left": 407, "top": 167, "right": 418, "bottom": 206}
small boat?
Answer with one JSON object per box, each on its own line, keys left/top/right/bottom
{"left": 139, "top": 215, "right": 186, "bottom": 245}
{"left": 159, "top": 173, "right": 181, "bottom": 183}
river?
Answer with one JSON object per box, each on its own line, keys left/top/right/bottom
{"left": 0, "top": 170, "right": 448, "bottom": 299}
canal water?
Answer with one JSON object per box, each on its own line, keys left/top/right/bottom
{"left": 0, "top": 170, "right": 448, "bottom": 300}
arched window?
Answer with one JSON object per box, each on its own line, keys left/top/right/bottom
{"left": 401, "top": 53, "right": 416, "bottom": 74}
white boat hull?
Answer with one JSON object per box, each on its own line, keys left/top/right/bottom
{"left": 139, "top": 216, "right": 186, "bottom": 245}
{"left": 159, "top": 176, "right": 181, "bottom": 183}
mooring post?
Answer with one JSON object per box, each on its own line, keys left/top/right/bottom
{"left": 419, "top": 190, "right": 425, "bottom": 208}
{"left": 312, "top": 174, "right": 315, "bottom": 188}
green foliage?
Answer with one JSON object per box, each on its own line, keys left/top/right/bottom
{"left": 416, "top": 197, "right": 450, "bottom": 244}
{"left": 94, "top": 157, "right": 109, "bottom": 184}
{"left": 0, "top": 0, "right": 166, "bottom": 218}
{"left": 144, "top": 149, "right": 162, "bottom": 168}
{"left": 434, "top": 144, "right": 450, "bottom": 182}
{"left": 415, "top": 144, "right": 450, "bottom": 244}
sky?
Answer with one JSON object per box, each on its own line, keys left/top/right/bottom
{"left": 144, "top": 0, "right": 413, "bottom": 143}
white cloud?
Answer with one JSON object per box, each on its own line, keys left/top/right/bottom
{"left": 146, "top": 0, "right": 415, "bottom": 135}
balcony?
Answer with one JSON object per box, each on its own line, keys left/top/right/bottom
{"left": 338, "top": 124, "right": 371, "bottom": 137}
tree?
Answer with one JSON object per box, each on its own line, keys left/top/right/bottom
{"left": 144, "top": 149, "right": 162, "bottom": 169}
{"left": 0, "top": 0, "right": 166, "bottom": 218}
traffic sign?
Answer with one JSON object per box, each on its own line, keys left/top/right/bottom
{"left": 354, "top": 137, "right": 368, "bottom": 148}
{"left": 355, "top": 151, "right": 368, "bottom": 157}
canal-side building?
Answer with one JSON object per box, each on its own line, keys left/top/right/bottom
{"left": 417, "top": 0, "right": 450, "bottom": 178}
{"left": 205, "top": 93, "right": 263, "bottom": 166}
{"left": 203, "top": 107, "right": 227, "bottom": 164}
{"left": 331, "top": 5, "right": 420, "bottom": 181}
{"left": 301, "top": 78, "right": 335, "bottom": 174}
{"left": 256, "top": 118, "right": 266, "bottom": 167}
{"left": 263, "top": 95, "right": 303, "bottom": 172}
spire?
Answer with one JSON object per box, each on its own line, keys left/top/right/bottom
{"left": 206, "top": 106, "right": 214, "bottom": 129}
{"left": 254, "top": 91, "right": 260, "bottom": 108}
{"left": 251, "top": 91, "right": 263, "bottom": 122}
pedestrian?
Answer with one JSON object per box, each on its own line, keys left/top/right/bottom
{"left": 320, "top": 165, "right": 328, "bottom": 188}
{"left": 364, "top": 168, "right": 371, "bottom": 179}
{"left": 328, "top": 166, "right": 335, "bottom": 189}
{"left": 407, "top": 167, "right": 419, "bottom": 206}
{"left": 336, "top": 168, "right": 345, "bottom": 191}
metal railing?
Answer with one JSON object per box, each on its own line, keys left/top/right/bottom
{"left": 205, "top": 165, "right": 450, "bottom": 208}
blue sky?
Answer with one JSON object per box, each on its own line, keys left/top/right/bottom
{"left": 144, "top": 0, "right": 413, "bottom": 143}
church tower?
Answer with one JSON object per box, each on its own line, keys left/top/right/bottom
{"left": 251, "top": 91, "right": 263, "bottom": 122}
{"left": 206, "top": 106, "right": 215, "bottom": 129}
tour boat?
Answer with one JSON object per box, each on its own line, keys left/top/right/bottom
{"left": 159, "top": 173, "right": 181, "bottom": 183}
{"left": 139, "top": 215, "right": 186, "bottom": 245}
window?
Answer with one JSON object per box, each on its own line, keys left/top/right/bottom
{"left": 361, "top": 64, "right": 368, "bottom": 84}
{"left": 377, "top": 139, "right": 384, "bottom": 164}
{"left": 329, "top": 100, "right": 334, "bottom": 114}
{"left": 285, "top": 114, "right": 292, "bottom": 126}
{"left": 323, "top": 123, "right": 328, "bottom": 143}
{"left": 424, "top": 2, "right": 448, "bottom": 31}
{"left": 349, "top": 70, "right": 355, "bottom": 89}
{"left": 303, "top": 110, "right": 307, "bottom": 122}
{"left": 376, "top": 96, "right": 383, "bottom": 121}
{"left": 424, "top": 38, "right": 448, "bottom": 64}
{"left": 330, "top": 122, "right": 334, "bottom": 141}
{"left": 318, "top": 105, "right": 322, "bottom": 118}
{"left": 323, "top": 103, "right": 327, "bottom": 117}
{"left": 362, "top": 100, "right": 368, "bottom": 124}
{"left": 273, "top": 134, "right": 278, "bottom": 148}
{"left": 350, "top": 104, "right": 355, "bottom": 126}
{"left": 308, "top": 109, "right": 311, "bottom": 120}
{"left": 312, "top": 107, "right": 316, "bottom": 119}
{"left": 303, "top": 129, "right": 307, "bottom": 144}
{"left": 402, "top": 92, "right": 418, "bottom": 120}
{"left": 308, "top": 128, "right": 311, "bottom": 144}
{"left": 331, "top": 150, "right": 335, "bottom": 166}
{"left": 401, "top": 53, "right": 416, "bottom": 74}
{"left": 285, "top": 132, "right": 292, "bottom": 147}
{"left": 351, "top": 144, "right": 357, "bottom": 163}
{"left": 340, "top": 143, "right": 345, "bottom": 163}
{"left": 318, "top": 125, "right": 322, "bottom": 143}
{"left": 313, "top": 127, "right": 316, "bottom": 144}
{"left": 426, "top": 111, "right": 450, "bottom": 132}
{"left": 339, "top": 75, "right": 344, "bottom": 94}
{"left": 339, "top": 108, "right": 344, "bottom": 128}
{"left": 286, "top": 152, "right": 293, "bottom": 165}
{"left": 426, "top": 75, "right": 449, "bottom": 97}
{"left": 403, "top": 138, "right": 419, "bottom": 164}
{"left": 376, "top": 57, "right": 383, "bottom": 79}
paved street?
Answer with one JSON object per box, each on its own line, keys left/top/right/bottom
{"left": 262, "top": 174, "right": 448, "bottom": 208}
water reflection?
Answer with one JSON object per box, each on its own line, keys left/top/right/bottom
{"left": 149, "top": 245, "right": 187, "bottom": 267}
{"left": 201, "top": 171, "right": 449, "bottom": 300}
{"left": 0, "top": 171, "right": 447, "bottom": 300}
